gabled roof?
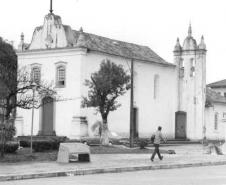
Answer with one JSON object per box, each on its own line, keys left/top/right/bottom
{"left": 72, "top": 30, "right": 174, "bottom": 66}
{"left": 206, "top": 87, "right": 226, "bottom": 106}
{"left": 207, "top": 79, "right": 226, "bottom": 88}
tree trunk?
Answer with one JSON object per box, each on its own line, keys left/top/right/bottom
{"left": 0, "top": 120, "right": 6, "bottom": 158}
{"left": 0, "top": 114, "right": 10, "bottom": 158}
{"left": 0, "top": 128, "right": 5, "bottom": 158}
{"left": 100, "top": 119, "right": 109, "bottom": 145}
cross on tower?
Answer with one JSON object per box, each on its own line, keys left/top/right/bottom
{"left": 50, "top": 0, "right": 53, "bottom": 14}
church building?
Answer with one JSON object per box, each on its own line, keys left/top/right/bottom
{"left": 15, "top": 4, "right": 226, "bottom": 141}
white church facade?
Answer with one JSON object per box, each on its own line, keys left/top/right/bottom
{"left": 15, "top": 9, "right": 226, "bottom": 140}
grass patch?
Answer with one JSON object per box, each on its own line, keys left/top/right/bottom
{"left": 0, "top": 148, "right": 57, "bottom": 163}
{"left": 0, "top": 145, "right": 169, "bottom": 163}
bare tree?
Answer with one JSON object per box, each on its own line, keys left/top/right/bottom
{"left": 0, "top": 38, "right": 58, "bottom": 157}
{"left": 0, "top": 65, "right": 58, "bottom": 157}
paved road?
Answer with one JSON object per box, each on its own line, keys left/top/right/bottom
{"left": 2, "top": 165, "right": 226, "bottom": 185}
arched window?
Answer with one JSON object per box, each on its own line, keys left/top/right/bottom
{"left": 154, "top": 74, "right": 159, "bottom": 99}
{"left": 55, "top": 61, "right": 67, "bottom": 87}
{"left": 31, "top": 64, "right": 41, "bottom": 84}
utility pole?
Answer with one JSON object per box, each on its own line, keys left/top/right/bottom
{"left": 30, "top": 82, "right": 37, "bottom": 154}
{"left": 129, "top": 59, "right": 134, "bottom": 148}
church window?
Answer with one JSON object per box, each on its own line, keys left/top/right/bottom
{"left": 31, "top": 64, "right": 41, "bottom": 84}
{"left": 179, "top": 58, "right": 184, "bottom": 78}
{"left": 55, "top": 61, "right": 67, "bottom": 88}
{"left": 190, "top": 59, "right": 195, "bottom": 77}
{"left": 214, "top": 112, "right": 218, "bottom": 130}
{"left": 193, "top": 96, "right": 196, "bottom": 104}
{"left": 154, "top": 74, "right": 159, "bottom": 99}
{"left": 56, "top": 66, "right": 65, "bottom": 86}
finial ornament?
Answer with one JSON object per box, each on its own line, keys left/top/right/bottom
{"left": 188, "top": 23, "right": 192, "bottom": 37}
{"left": 79, "top": 27, "right": 83, "bottom": 33}
{"left": 77, "top": 27, "right": 86, "bottom": 47}
{"left": 201, "top": 35, "right": 204, "bottom": 41}
{"left": 50, "top": 0, "right": 53, "bottom": 14}
{"left": 198, "top": 35, "right": 206, "bottom": 50}
{"left": 174, "top": 37, "right": 182, "bottom": 52}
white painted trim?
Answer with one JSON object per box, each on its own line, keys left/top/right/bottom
{"left": 17, "top": 47, "right": 88, "bottom": 58}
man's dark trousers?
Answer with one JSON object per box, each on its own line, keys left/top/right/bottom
{"left": 151, "top": 144, "right": 162, "bottom": 160}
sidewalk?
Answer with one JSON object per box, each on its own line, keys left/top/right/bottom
{"left": 1, "top": 144, "right": 226, "bottom": 181}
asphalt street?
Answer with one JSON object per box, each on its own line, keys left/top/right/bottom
{"left": 2, "top": 164, "right": 226, "bottom": 185}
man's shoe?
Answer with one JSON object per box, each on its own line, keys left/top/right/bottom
{"left": 150, "top": 158, "right": 154, "bottom": 162}
{"left": 160, "top": 156, "right": 163, "bottom": 160}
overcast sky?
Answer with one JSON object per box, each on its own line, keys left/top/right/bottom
{"left": 0, "top": 0, "right": 225, "bottom": 83}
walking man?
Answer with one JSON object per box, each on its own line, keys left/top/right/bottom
{"left": 151, "top": 126, "right": 166, "bottom": 161}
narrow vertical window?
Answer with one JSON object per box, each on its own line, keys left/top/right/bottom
{"left": 214, "top": 112, "right": 218, "bottom": 130}
{"left": 56, "top": 66, "right": 65, "bottom": 87}
{"left": 180, "top": 58, "right": 184, "bottom": 68}
{"left": 190, "top": 58, "right": 195, "bottom": 77}
{"left": 55, "top": 61, "right": 67, "bottom": 88}
{"left": 30, "top": 64, "right": 41, "bottom": 84}
{"left": 179, "top": 58, "right": 184, "bottom": 78}
{"left": 154, "top": 74, "right": 159, "bottom": 99}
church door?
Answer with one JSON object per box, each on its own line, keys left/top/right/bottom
{"left": 133, "top": 107, "right": 138, "bottom": 138}
{"left": 175, "top": 111, "right": 186, "bottom": 139}
{"left": 40, "top": 96, "right": 55, "bottom": 136}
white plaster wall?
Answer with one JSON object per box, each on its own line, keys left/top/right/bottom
{"left": 205, "top": 103, "right": 226, "bottom": 140}
{"left": 17, "top": 47, "right": 178, "bottom": 139}
{"left": 80, "top": 51, "right": 177, "bottom": 138}
{"left": 80, "top": 50, "right": 177, "bottom": 138}
{"left": 17, "top": 48, "right": 85, "bottom": 137}
{"left": 80, "top": 52, "right": 131, "bottom": 137}
{"left": 193, "top": 52, "right": 206, "bottom": 139}
{"left": 134, "top": 62, "right": 177, "bottom": 138}
{"left": 178, "top": 51, "right": 206, "bottom": 140}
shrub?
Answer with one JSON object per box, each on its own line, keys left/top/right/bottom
{"left": 4, "top": 141, "right": 19, "bottom": 153}
{"left": 32, "top": 140, "right": 60, "bottom": 152}
{"left": 135, "top": 139, "right": 148, "bottom": 149}
{"left": 19, "top": 140, "right": 30, "bottom": 147}
{"left": 18, "top": 136, "right": 68, "bottom": 149}
{"left": 0, "top": 123, "right": 16, "bottom": 141}
{"left": 139, "top": 140, "right": 148, "bottom": 149}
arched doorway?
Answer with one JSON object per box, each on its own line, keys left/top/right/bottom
{"left": 39, "top": 96, "right": 55, "bottom": 136}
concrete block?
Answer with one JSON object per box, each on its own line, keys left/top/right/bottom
{"left": 57, "top": 143, "right": 90, "bottom": 163}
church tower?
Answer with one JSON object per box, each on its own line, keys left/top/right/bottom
{"left": 174, "top": 24, "right": 206, "bottom": 140}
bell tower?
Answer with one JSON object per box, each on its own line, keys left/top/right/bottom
{"left": 174, "top": 24, "right": 206, "bottom": 140}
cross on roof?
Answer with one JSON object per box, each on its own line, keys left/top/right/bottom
{"left": 50, "top": 0, "right": 53, "bottom": 14}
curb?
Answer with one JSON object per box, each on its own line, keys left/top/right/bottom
{"left": 1, "top": 161, "right": 226, "bottom": 182}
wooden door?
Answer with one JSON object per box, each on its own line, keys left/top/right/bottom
{"left": 175, "top": 111, "right": 186, "bottom": 139}
{"left": 133, "top": 107, "right": 138, "bottom": 138}
{"left": 41, "top": 96, "right": 55, "bottom": 136}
